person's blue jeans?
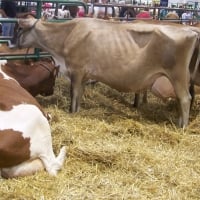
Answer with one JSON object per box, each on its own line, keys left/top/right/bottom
{"left": 2, "top": 22, "right": 15, "bottom": 36}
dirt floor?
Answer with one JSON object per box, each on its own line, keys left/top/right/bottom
{"left": 0, "top": 74, "right": 199, "bottom": 200}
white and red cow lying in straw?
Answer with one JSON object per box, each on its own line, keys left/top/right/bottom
{"left": 2, "top": 59, "right": 59, "bottom": 97}
{"left": 0, "top": 60, "right": 66, "bottom": 178}
{"left": 15, "top": 18, "right": 200, "bottom": 127}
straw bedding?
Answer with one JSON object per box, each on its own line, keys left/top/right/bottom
{"left": 0, "top": 75, "right": 200, "bottom": 200}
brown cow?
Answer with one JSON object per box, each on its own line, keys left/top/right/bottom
{"left": 15, "top": 18, "right": 200, "bottom": 127}
{"left": 0, "top": 60, "right": 66, "bottom": 178}
{"left": 1, "top": 59, "right": 59, "bottom": 96}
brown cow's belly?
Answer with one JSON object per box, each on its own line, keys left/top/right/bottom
{"left": 82, "top": 49, "right": 166, "bottom": 93}
{"left": 90, "top": 68, "right": 162, "bottom": 93}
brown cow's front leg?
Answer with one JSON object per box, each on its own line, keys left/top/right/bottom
{"left": 133, "top": 91, "right": 148, "bottom": 108}
{"left": 133, "top": 93, "right": 140, "bottom": 108}
{"left": 177, "top": 96, "right": 191, "bottom": 128}
{"left": 175, "top": 86, "right": 191, "bottom": 128}
{"left": 142, "top": 91, "right": 148, "bottom": 105}
{"left": 70, "top": 73, "right": 84, "bottom": 113}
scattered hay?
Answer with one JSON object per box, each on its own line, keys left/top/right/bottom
{"left": 1, "top": 76, "right": 200, "bottom": 200}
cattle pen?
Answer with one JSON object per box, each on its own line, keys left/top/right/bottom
{"left": 0, "top": 75, "right": 200, "bottom": 199}
{"left": 0, "top": 0, "right": 200, "bottom": 199}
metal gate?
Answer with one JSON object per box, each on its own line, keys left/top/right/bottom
{"left": 0, "top": 0, "right": 87, "bottom": 60}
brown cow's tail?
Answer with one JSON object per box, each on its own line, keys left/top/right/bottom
{"left": 189, "top": 81, "right": 195, "bottom": 110}
{"left": 190, "top": 33, "right": 200, "bottom": 110}
{"left": 44, "top": 146, "right": 67, "bottom": 176}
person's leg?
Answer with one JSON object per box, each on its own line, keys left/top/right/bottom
{"left": 3, "top": 23, "right": 16, "bottom": 48}
{"left": 2, "top": 23, "right": 12, "bottom": 36}
{"left": 9, "top": 23, "right": 15, "bottom": 36}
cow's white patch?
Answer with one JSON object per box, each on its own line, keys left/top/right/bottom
{"left": 0, "top": 60, "right": 20, "bottom": 84}
{"left": 1, "top": 158, "right": 44, "bottom": 178}
{"left": 0, "top": 68, "right": 14, "bottom": 80}
{"left": 0, "top": 104, "right": 51, "bottom": 157}
{"left": 0, "top": 60, "right": 7, "bottom": 66}
{"left": 0, "top": 60, "right": 11, "bottom": 80}
{"left": 0, "top": 104, "right": 66, "bottom": 177}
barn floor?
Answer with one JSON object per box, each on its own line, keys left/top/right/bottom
{"left": 0, "top": 75, "right": 200, "bottom": 200}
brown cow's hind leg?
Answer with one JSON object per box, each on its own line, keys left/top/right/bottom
{"left": 70, "top": 73, "right": 84, "bottom": 113}
{"left": 174, "top": 84, "right": 191, "bottom": 128}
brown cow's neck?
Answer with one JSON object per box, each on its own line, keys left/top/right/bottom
{"left": 36, "top": 20, "right": 76, "bottom": 56}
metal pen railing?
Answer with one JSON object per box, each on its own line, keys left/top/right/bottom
{"left": 0, "top": 0, "right": 87, "bottom": 60}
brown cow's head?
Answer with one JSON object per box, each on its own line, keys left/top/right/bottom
{"left": 3, "top": 59, "right": 59, "bottom": 97}
{"left": 13, "top": 18, "right": 39, "bottom": 49}
{"left": 27, "top": 61, "right": 60, "bottom": 97}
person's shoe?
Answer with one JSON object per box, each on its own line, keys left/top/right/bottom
{"left": 8, "top": 40, "right": 16, "bottom": 49}
{"left": 9, "top": 43, "right": 16, "bottom": 49}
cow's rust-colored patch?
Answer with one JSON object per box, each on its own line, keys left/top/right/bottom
{"left": 0, "top": 129, "right": 30, "bottom": 168}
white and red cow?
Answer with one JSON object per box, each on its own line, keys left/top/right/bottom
{"left": 15, "top": 18, "right": 200, "bottom": 127}
{"left": 0, "top": 60, "right": 66, "bottom": 178}
{"left": 2, "top": 59, "right": 59, "bottom": 97}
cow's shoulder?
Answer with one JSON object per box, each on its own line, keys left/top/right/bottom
{"left": 0, "top": 71, "right": 41, "bottom": 111}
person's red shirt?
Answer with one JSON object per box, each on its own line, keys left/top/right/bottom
{"left": 136, "top": 11, "right": 151, "bottom": 19}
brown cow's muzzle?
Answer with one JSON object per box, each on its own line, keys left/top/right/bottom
{"left": 41, "top": 89, "right": 54, "bottom": 96}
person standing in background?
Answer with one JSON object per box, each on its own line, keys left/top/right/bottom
{"left": 136, "top": 7, "right": 152, "bottom": 19}
{"left": 89, "top": 0, "right": 113, "bottom": 19}
{"left": 0, "top": 0, "right": 17, "bottom": 36}
{"left": 181, "top": 10, "right": 193, "bottom": 25}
